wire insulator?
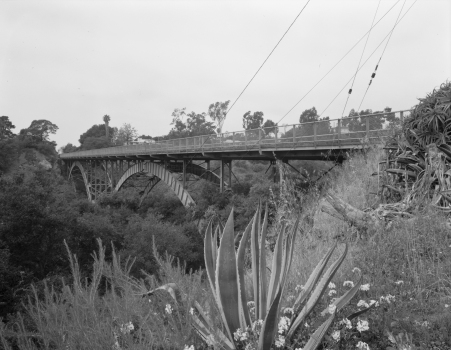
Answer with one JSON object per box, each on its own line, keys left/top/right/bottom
{"left": 348, "top": 89, "right": 353, "bottom": 94}
{"left": 371, "top": 73, "right": 376, "bottom": 78}
{"left": 375, "top": 64, "right": 379, "bottom": 71}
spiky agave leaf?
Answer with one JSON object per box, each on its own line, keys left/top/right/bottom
{"left": 287, "top": 244, "right": 348, "bottom": 340}
{"left": 258, "top": 204, "right": 269, "bottom": 318}
{"left": 215, "top": 208, "right": 241, "bottom": 342}
{"left": 250, "top": 204, "right": 261, "bottom": 320}
{"left": 204, "top": 219, "right": 216, "bottom": 296}
{"left": 236, "top": 218, "right": 253, "bottom": 328}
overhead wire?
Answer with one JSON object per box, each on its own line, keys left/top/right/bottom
{"left": 357, "top": 0, "right": 408, "bottom": 111}
{"left": 180, "top": 0, "right": 312, "bottom": 180}
{"left": 341, "top": 0, "right": 381, "bottom": 118}
{"left": 276, "top": 0, "right": 402, "bottom": 125}
{"left": 222, "top": 0, "right": 311, "bottom": 129}
{"left": 318, "top": 0, "right": 416, "bottom": 118}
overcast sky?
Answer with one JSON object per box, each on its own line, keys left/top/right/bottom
{"left": 1, "top": 0, "right": 449, "bottom": 147}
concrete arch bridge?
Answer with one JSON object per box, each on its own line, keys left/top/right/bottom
{"left": 61, "top": 109, "right": 411, "bottom": 207}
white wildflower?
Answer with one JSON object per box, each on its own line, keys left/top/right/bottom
{"left": 184, "top": 346, "right": 195, "bottom": 350}
{"left": 328, "top": 304, "right": 337, "bottom": 315}
{"left": 165, "top": 304, "right": 172, "bottom": 314}
{"left": 352, "top": 267, "right": 361, "bottom": 274}
{"left": 360, "top": 283, "right": 370, "bottom": 291}
{"left": 120, "top": 321, "right": 134, "bottom": 334}
{"left": 189, "top": 308, "right": 194, "bottom": 315}
{"left": 275, "top": 335, "right": 285, "bottom": 348}
{"left": 445, "top": 304, "right": 449, "bottom": 308}
{"left": 394, "top": 280, "right": 404, "bottom": 285}
{"left": 233, "top": 328, "right": 248, "bottom": 341}
{"left": 357, "top": 300, "right": 369, "bottom": 308}
{"left": 331, "top": 330, "right": 340, "bottom": 341}
{"left": 287, "top": 295, "right": 295, "bottom": 302}
{"left": 356, "top": 341, "right": 370, "bottom": 349}
{"left": 278, "top": 316, "right": 290, "bottom": 334}
{"left": 245, "top": 344, "right": 254, "bottom": 350}
{"left": 304, "top": 322, "right": 309, "bottom": 328}
{"left": 369, "top": 300, "right": 379, "bottom": 307}
{"left": 343, "top": 280, "right": 355, "bottom": 288}
{"left": 247, "top": 301, "right": 255, "bottom": 307}
{"left": 356, "top": 319, "right": 369, "bottom": 332}
{"left": 340, "top": 318, "right": 352, "bottom": 329}
{"left": 328, "top": 282, "right": 336, "bottom": 289}
{"left": 328, "top": 289, "right": 337, "bottom": 296}
{"left": 295, "top": 284, "right": 304, "bottom": 292}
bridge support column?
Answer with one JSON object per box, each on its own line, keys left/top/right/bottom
{"left": 183, "top": 160, "right": 187, "bottom": 188}
{"left": 220, "top": 160, "right": 225, "bottom": 193}
{"left": 206, "top": 160, "right": 210, "bottom": 171}
{"left": 227, "top": 160, "right": 232, "bottom": 190}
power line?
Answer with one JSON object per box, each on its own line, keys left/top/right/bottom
{"left": 180, "top": 1, "right": 311, "bottom": 179}
{"left": 357, "top": 0, "right": 408, "bottom": 112}
{"left": 318, "top": 0, "right": 417, "bottom": 118}
{"left": 277, "top": 0, "right": 401, "bottom": 125}
{"left": 223, "top": 0, "right": 311, "bottom": 127}
{"left": 341, "top": 0, "right": 381, "bottom": 118}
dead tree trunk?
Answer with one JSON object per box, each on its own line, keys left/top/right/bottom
{"left": 321, "top": 192, "right": 383, "bottom": 231}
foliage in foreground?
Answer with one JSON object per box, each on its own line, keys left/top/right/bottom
{"left": 0, "top": 240, "right": 207, "bottom": 350}
{"left": 157, "top": 205, "right": 366, "bottom": 350}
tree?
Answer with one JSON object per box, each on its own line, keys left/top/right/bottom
{"left": 20, "top": 120, "right": 58, "bottom": 142}
{"left": 186, "top": 112, "right": 215, "bottom": 136}
{"left": 79, "top": 124, "right": 116, "bottom": 149}
{"left": 262, "top": 119, "right": 277, "bottom": 136}
{"left": 114, "top": 123, "right": 138, "bottom": 145}
{"left": 242, "top": 111, "right": 264, "bottom": 130}
{"left": 208, "top": 100, "right": 230, "bottom": 134}
{"left": 344, "top": 108, "right": 389, "bottom": 132}
{"left": 168, "top": 108, "right": 215, "bottom": 139}
{"left": 298, "top": 107, "right": 330, "bottom": 136}
{"left": 59, "top": 143, "right": 79, "bottom": 153}
{"left": 0, "top": 116, "right": 15, "bottom": 140}
{"left": 103, "top": 115, "right": 111, "bottom": 139}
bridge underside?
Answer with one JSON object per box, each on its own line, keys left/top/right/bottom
{"left": 65, "top": 158, "right": 236, "bottom": 207}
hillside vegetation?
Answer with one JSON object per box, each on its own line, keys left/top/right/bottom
{"left": 1, "top": 83, "right": 450, "bottom": 349}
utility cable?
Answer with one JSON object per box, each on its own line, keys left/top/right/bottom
{"left": 277, "top": 0, "right": 401, "bottom": 125}
{"left": 224, "top": 0, "right": 311, "bottom": 125}
{"left": 341, "top": 0, "right": 381, "bottom": 118}
{"left": 357, "top": 0, "right": 408, "bottom": 112}
{"left": 181, "top": 0, "right": 311, "bottom": 174}
{"left": 318, "top": 0, "right": 416, "bottom": 118}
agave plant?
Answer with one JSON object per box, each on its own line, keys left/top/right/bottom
{"left": 382, "top": 81, "right": 451, "bottom": 213}
{"left": 188, "top": 204, "right": 362, "bottom": 350}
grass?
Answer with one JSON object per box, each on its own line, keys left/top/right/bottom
{"left": 1, "top": 146, "right": 450, "bottom": 349}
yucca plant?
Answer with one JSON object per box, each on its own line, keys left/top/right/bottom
{"left": 185, "top": 203, "right": 362, "bottom": 350}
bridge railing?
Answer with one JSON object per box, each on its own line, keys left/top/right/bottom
{"left": 60, "top": 109, "right": 411, "bottom": 159}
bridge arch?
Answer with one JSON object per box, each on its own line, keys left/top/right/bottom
{"left": 115, "top": 162, "right": 195, "bottom": 207}
{"left": 68, "top": 161, "right": 92, "bottom": 201}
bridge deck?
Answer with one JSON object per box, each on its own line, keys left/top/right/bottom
{"left": 60, "top": 110, "right": 410, "bottom": 161}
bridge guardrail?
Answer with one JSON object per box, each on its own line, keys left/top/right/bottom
{"left": 60, "top": 110, "right": 411, "bottom": 159}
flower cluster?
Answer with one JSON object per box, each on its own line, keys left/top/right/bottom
{"left": 356, "top": 340, "right": 370, "bottom": 349}
{"left": 184, "top": 345, "right": 195, "bottom": 350}
{"left": 119, "top": 321, "right": 134, "bottom": 334}
{"left": 356, "top": 319, "right": 369, "bottom": 332}
{"left": 379, "top": 294, "right": 396, "bottom": 304}
{"left": 233, "top": 328, "right": 249, "bottom": 342}
{"left": 343, "top": 280, "right": 355, "bottom": 288}
{"left": 165, "top": 304, "right": 172, "bottom": 314}
{"left": 360, "top": 283, "right": 370, "bottom": 291}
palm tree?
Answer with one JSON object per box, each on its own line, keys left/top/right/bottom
{"left": 103, "top": 114, "right": 110, "bottom": 139}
